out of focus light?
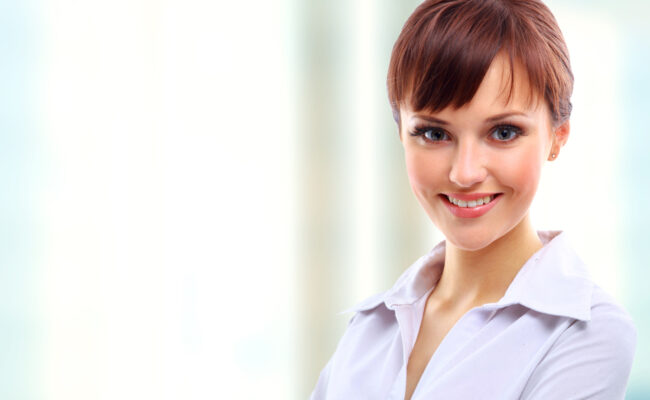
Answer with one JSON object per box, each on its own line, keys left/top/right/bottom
{"left": 39, "top": 0, "right": 297, "bottom": 398}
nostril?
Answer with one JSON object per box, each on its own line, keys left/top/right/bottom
{"left": 449, "top": 165, "right": 487, "bottom": 188}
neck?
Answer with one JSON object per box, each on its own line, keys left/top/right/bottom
{"left": 434, "top": 214, "right": 543, "bottom": 309}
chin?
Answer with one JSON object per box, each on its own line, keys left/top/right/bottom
{"left": 437, "top": 223, "right": 507, "bottom": 252}
{"left": 445, "top": 235, "right": 495, "bottom": 252}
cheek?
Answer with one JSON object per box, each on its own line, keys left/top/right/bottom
{"left": 405, "top": 150, "right": 444, "bottom": 192}
{"left": 496, "top": 145, "right": 544, "bottom": 198}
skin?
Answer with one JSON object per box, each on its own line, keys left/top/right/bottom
{"left": 399, "top": 52, "right": 570, "bottom": 400}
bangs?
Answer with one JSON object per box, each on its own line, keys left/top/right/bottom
{"left": 387, "top": 0, "right": 573, "bottom": 125}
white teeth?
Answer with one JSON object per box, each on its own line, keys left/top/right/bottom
{"left": 447, "top": 194, "right": 497, "bottom": 208}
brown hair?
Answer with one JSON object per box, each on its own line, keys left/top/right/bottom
{"left": 387, "top": 0, "right": 573, "bottom": 127}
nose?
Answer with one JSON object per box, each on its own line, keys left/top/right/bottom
{"left": 449, "top": 139, "right": 488, "bottom": 188}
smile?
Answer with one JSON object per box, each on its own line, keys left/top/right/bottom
{"left": 441, "top": 193, "right": 503, "bottom": 218}
{"left": 446, "top": 194, "right": 497, "bottom": 208}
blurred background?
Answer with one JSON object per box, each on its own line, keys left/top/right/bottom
{"left": 1, "top": 0, "right": 648, "bottom": 398}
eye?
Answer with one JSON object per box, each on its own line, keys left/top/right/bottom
{"left": 410, "top": 126, "right": 450, "bottom": 142}
{"left": 490, "top": 125, "right": 523, "bottom": 142}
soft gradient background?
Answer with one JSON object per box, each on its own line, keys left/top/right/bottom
{"left": 1, "top": 0, "right": 648, "bottom": 398}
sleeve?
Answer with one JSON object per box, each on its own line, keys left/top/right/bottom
{"left": 520, "top": 302, "right": 637, "bottom": 400}
{"left": 309, "top": 356, "right": 333, "bottom": 400}
{"left": 309, "top": 312, "right": 360, "bottom": 400}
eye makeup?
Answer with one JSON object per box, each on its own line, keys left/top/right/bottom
{"left": 409, "top": 121, "right": 528, "bottom": 144}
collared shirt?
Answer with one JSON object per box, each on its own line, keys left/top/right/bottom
{"left": 310, "top": 230, "right": 636, "bottom": 399}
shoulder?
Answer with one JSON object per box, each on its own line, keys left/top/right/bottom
{"left": 341, "top": 291, "right": 387, "bottom": 315}
{"left": 573, "top": 284, "right": 637, "bottom": 362}
{"left": 590, "top": 284, "right": 636, "bottom": 327}
{"left": 571, "top": 284, "right": 637, "bottom": 355}
{"left": 310, "top": 290, "right": 402, "bottom": 399}
{"left": 340, "top": 290, "right": 396, "bottom": 339}
{"left": 521, "top": 284, "right": 636, "bottom": 399}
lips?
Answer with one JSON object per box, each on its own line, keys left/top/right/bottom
{"left": 441, "top": 193, "right": 503, "bottom": 218}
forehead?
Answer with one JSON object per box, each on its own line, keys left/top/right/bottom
{"left": 479, "top": 54, "right": 540, "bottom": 109}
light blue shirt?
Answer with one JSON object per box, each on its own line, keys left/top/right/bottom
{"left": 311, "top": 230, "right": 636, "bottom": 399}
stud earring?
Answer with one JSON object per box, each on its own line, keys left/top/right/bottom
{"left": 550, "top": 153, "right": 556, "bottom": 159}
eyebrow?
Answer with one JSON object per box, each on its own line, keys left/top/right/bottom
{"left": 485, "top": 111, "right": 531, "bottom": 123}
{"left": 411, "top": 115, "right": 450, "bottom": 125}
{"left": 412, "top": 111, "right": 531, "bottom": 125}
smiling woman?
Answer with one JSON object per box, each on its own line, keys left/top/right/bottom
{"left": 310, "top": 1, "right": 636, "bottom": 399}
{"left": 400, "top": 53, "right": 566, "bottom": 252}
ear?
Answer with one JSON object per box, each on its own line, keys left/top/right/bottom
{"left": 554, "top": 120, "right": 570, "bottom": 147}
{"left": 548, "top": 120, "right": 570, "bottom": 160}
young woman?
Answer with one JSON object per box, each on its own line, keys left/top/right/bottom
{"left": 311, "top": 1, "right": 636, "bottom": 399}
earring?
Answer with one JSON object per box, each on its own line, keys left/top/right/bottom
{"left": 550, "top": 153, "right": 556, "bottom": 159}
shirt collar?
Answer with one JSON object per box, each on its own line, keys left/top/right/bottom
{"left": 345, "top": 230, "right": 593, "bottom": 321}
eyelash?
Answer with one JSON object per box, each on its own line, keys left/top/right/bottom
{"left": 409, "top": 123, "right": 526, "bottom": 144}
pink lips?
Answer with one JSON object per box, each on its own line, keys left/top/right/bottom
{"left": 441, "top": 193, "right": 502, "bottom": 218}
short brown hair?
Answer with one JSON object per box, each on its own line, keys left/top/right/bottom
{"left": 387, "top": 0, "right": 573, "bottom": 127}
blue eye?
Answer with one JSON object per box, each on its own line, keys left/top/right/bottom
{"left": 491, "top": 125, "right": 522, "bottom": 142}
{"left": 411, "top": 126, "right": 449, "bottom": 142}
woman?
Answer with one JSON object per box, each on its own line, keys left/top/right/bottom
{"left": 310, "top": 0, "right": 636, "bottom": 399}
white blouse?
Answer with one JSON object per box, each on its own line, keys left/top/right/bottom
{"left": 310, "top": 230, "right": 636, "bottom": 399}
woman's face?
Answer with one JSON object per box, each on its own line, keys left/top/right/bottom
{"left": 399, "top": 54, "right": 568, "bottom": 251}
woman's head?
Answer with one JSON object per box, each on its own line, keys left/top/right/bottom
{"left": 387, "top": 0, "right": 573, "bottom": 129}
{"left": 388, "top": 0, "right": 573, "bottom": 251}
